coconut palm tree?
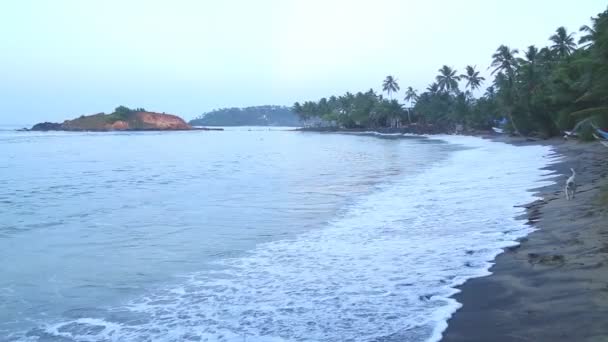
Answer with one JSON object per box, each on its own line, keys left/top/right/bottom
{"left": 492, "top": 71, "right": 521, "bottom": 136}
{"left": 460, "top": 65, "right": 485, "bottom": 91}
{"left": 550, "top": 26, "right": 577, "bottom": 58}
{"left": 579, "top": 24, "right": 596, "bottom": 48}
{"left": 517, "top": 45, "right": 546, "bottom": 93}
{"left": 490, "top": 45, "right": 519, "bottom": 77}
{"left": 426, "top": 82, "right": 440, "bottom": 94}
{"left": 484, "top": 86, "right": 496, "bottom": 98}
{"left": 292, "top": 102, "right": 304, "bottom": 119}
{"left": 404, "top": 87, "right": 418, "bottom": 104}
{"left": 382, "top": 76, "right": 400, "bottom": 100}
{"left": 403, "top": 87, "right": 418, "bottom": 123}
{"left": 435, "top": 65, "right": 460, "bottom": 93}
{"left": 521, "top": 45, "right": 539, "bottom": 63}
{"left": 491, "top": 45, "right": 522, "bottom": 135}
{"left": 385, "top": 99, "right": 404, "bottom": 128}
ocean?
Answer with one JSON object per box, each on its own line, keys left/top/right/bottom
{"left": 0, "top": 128, "right": 556, "bottom": 341}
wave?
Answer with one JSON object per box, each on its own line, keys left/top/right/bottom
{"left": 19, "top": 136, "right": 557, "bottom": 342}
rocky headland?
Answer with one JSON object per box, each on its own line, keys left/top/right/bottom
{"left": 29, "top": 106, "right": 221, "bottom": 132}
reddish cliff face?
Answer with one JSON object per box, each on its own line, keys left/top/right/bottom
{"left": 135, "top": 112, "right": 191, "bottom": 130}
{"left": 108, "top": 120, "right": 130, "bottom": 130}
{"left": 33, "top": 111, "right": 193, "bottom": 131}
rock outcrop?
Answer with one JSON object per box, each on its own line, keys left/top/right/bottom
{"left": 135, "top": 112, "right": 191, "bottom": 130}
{"left": 31, "top": 122, "right": 63, "bottom": 131}
{"left": 31, "top": 111, "right": 193, "bottom": 131}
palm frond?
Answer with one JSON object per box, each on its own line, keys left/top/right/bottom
{"left": 570, "top": 106, "right": 608, "bottom": 118}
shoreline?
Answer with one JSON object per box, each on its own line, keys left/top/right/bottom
{"left": 440, "top": 136, "right": 608, "bottom": 341}
{"left": 14, "top": 127, "right": 224, "bottom": 132}
{"left": 6, "top": 127, "right": 607, "bottom": 339}
{"left": 295, "top": 126, "right": 471, "bottom": 135}
{"left": 300, "top": 128, "right": 608, "bottom": 340}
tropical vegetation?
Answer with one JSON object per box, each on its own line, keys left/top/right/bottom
{"left": 190, "top": 106, "right": 300, "bottom": 126}
{"left": 293, "top": 7, "right": 608, "bottom": 138}
{"left": 107, "top": 105, "right": 146, "bottom": 122}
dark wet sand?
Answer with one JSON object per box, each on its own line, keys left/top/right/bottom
{"left": 442, "top": 137, "right": 608, "bottom": 342}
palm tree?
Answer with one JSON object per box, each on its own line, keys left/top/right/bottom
{"left": 550, "top": 26, "right": 577, "bottom": 58}
{"left": 293, "top": 102, "right": 303, "bottom": 117}
{"left": 382, "top": 76, "right": 400, "bottom": 100}
{"left": 484, "top": 86, "right": 496, "bottom": 98}
{"left": 426, "top": 82, "right": 440, "bottom": 94}
{"left": 522, "top": 45, "right": 539, "bottom": 63}
{"left": 491, "top": 45, "right": 521, "bottom": 135}
{"left": 492, "top": 72, "right": 520, "bottom": 136}
{"left": 517, "top": 45, "right": 545, "bottom": 93}
{"left": 490, "top": 45, "right": 519, "bottom": 77}
{"left": 386, "top": 99, "right": 404, "bottom": 128}
{"left": 517, "top": 46, "right": 540, "bottom": 71}
{"left": 460, "top": 65, "right": 485, "bottom": 91}
{"left": 579, "top": 24, "right": 596, "bottom": 48}
{"left": 403, "top": 87, "right": 418, "bottom": 123}
{"left": 435, "top": 65, "right": 460, "bottom": 93}
{"left": 404, "top": 87, "right": 418, "bottom": 104}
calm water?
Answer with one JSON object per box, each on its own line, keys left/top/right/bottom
{"left": 0, "top": 128, "right": 555, "bottom": 341}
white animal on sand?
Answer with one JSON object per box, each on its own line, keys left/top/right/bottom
{"left": 565, "top": 168, "right": 577, "bottom": 200}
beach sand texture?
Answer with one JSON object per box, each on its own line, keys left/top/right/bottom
{"left": 443, "top": 138, "right": 608, "bottom": 342}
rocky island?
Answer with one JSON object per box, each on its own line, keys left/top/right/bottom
{"left": 30, "top": 106, "right": 218, "bottom": 131}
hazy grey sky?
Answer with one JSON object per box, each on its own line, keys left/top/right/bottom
{"left": 1, "top": 0, "right": 606, "bottom": 125}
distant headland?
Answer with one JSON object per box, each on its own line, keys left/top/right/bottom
{"left": 189, "top": 105, "right": 300, "bottom": 127}
{"left": 29, "top": 106, "right": 221, "bottom": 132}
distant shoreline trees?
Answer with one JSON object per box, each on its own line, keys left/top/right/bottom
{"left": 189, "top": 106, "right": 299, "bottom": 126}
{"left": 293, "top": 6, "right": 608, "bottom": 138}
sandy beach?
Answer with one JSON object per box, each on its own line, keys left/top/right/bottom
{"left": 442, "top": 137, "right": 608, "bottom": 342}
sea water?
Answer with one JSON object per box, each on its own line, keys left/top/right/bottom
{"left": 0, "top": 128, "right": 556, "bottom": 341}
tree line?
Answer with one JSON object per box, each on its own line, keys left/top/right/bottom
{"left": 293, "top": 7, "right": 608, "bottom": 139}
{"left": 189, "top": 105, "right": 300, "bottom": 126}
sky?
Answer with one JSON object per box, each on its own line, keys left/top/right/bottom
{"left": 0, "top": 0, "right": 606, "bottom": 125}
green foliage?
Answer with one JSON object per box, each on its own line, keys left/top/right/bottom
{"left": 105, "top": 105, "right": 135, "bottom": 123}
{"left": 436, "top": 66, "right": 460, "bottom": 93}
{"left": 293, "top": 89, "right": 408, "bottom": 128}
{"left": 190, "top": 106, "right": 299, "bottom": 126}
{"left": 293, "top": 6, "right": 608, "bottom": 137}
{"left": 550, "top": 26, "right": 577, "bottom": 58}
{"left": 491, "top": 45, "right": 519, "bottom": 78}
{"left": 382, "top": 76, "right": 400, "bottom": 99}
{"left": 114, "top": 106, "right": 132, "bottom": 116}
{"left": 460, "top": 65, "right": 485, "bottom": 91}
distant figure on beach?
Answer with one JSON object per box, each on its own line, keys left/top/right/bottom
{"left": 565, "top": 168, "right": 577, "bottom": 200}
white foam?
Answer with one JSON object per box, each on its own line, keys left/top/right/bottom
{"left": 33, "top": 136, "right": 555, "bottom": 342}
